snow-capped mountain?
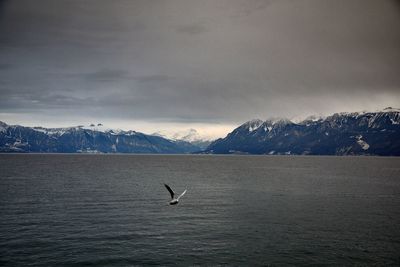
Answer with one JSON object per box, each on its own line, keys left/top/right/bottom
{"left": 2, "top": 107, "right": 399, "bottom": 155}
{"left": 0, "top": 122, "right": 200, "bottom": 153}
{"left": 204, "top": 108, "right": 400, "bottom": 156}
{"left": 153, "top": 128, "right": 212, "bottom": 150}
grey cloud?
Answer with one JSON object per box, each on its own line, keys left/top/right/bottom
{"left": 134, "top": 75, "right": 173, "bottom": 83}
{"left": 0, "top": 0, "right": 399, "bottom": 126}
{"left": 72, "top": 70, "right": 173, "bottom": 84}
{"left": 229, "top": 0, "right": 274, "bottom": 17}
{"left": 81, "top": 69, "right": 130, "bottom": 82}
{"left": 0, "top": 91, "right": 95, "bottom": 111}
{"left": 0, "top": 63, "right": 13, "bottom": 70}
{"left": 176, "top": 23, "right": 208, "bottom": 35}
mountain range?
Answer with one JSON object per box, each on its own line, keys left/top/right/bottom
{"left": 0, "top": 122, "right": 201, "bottom": 153}
{"left": 204, "top": 107, "right": 400, "bottom": 156}
{"left": 1, "top": 108, "right": 399, "bottom": 155}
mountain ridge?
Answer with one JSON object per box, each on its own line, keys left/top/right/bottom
{"left": 1, "top": 108, "right": 399, "bottom": 155}
{"left": 204, "top": 108, "right": 400, "bottom": 156}
{"left": 0, "top": 122, "right": 201, "bottom": 153}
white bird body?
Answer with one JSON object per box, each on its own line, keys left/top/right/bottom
{"left": 164, "top": 184, "right": 186, "bottom": 205}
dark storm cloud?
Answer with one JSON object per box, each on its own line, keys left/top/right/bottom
{"left": 0, "top": 0, "right": 400, "bottom": 126}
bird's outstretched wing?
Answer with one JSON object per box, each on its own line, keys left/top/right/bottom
{"left": 177, "top": 189, "right": 187, "bottom": 201}
{"left": 164, "top": 184, "right": 175, "bottom": 199}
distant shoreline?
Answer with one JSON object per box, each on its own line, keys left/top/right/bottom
{"left": 1, "top": 152, "right": 399, "bottom": 158}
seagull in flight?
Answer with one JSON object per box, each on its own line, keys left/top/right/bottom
{"left": 164, "top": 184, "right": 187, "bottom": 205}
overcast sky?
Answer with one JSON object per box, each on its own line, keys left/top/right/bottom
{"left": 0, "top": 0, "right": 399, "bottom": 138}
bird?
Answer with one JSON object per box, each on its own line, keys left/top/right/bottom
{"left": 164, "top": 184, "right": 187, "bottom": 205}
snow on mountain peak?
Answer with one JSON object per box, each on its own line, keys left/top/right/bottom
{"left": 30, "top": 123, "right": 128, "bottom": 136}
{"left": 238, "top": 118, "right": 295, "bottom": 135}
{"left": 152, "top": 128, "right": 214, "bottom": 142}
{"left": 244, "top": 119, "right": 263, "bottom": 132}
{"left": 172, "top": 128, "right": 199, "bottom": 141}
{"left": 303, "top": 115, "right": 324, "bottom": 122}
{"left": 266, "top": 118, "right": 293, "bottom": 126}
{"left": 82, "top": 123, "right": 124, "bottom": 134}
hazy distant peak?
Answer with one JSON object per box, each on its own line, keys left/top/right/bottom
{"left": 152, "top": 128, "right": 214, "bottom": 142}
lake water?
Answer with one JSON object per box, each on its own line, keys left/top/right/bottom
{"left": 0, "top": 154, "right": 399, "bottom": 266}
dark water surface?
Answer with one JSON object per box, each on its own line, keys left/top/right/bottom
{"left": 1, "top": 154, "right": 399, "bottom": 266}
